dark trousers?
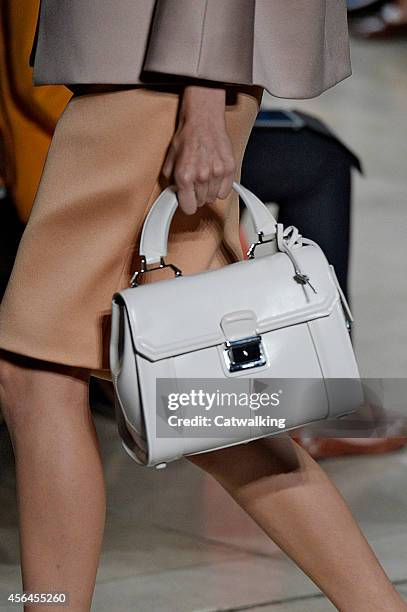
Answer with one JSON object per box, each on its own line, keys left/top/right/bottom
{"left": 241, "top": 127, "right": 354, "bottom": 297}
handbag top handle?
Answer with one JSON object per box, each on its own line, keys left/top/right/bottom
{"left": 140, "top": 182, "right": 278, "bottom": 265}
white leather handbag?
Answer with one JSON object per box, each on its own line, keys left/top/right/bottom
{"left": 110, "top": 183, "right": 363, "bottom": 468}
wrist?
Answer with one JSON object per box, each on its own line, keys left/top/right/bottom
{"left": 180, "top": 85, "right": 226, "bottom": 123}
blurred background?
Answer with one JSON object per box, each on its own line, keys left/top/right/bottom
{"left": 0, "top": 2, "right": 407, "bottom": 611}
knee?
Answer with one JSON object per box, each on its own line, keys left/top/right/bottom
{"left": 317, "top": 141, "right": 355, "bottom": 191}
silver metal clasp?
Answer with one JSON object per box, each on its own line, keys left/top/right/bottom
{"left": 247, "top": 231, "right": 276, "bottom": 259}
{"left": 130, "top": 256, "right": 182, "bottom": 287}
{"left": 224, "top": 335, "right": 266, "bottom": 373}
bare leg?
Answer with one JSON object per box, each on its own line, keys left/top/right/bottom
{"left": 0, "top": 351, "right": 105, "bottom": 612}
{"left": 189, "top": 437, "right": 406, "bottom": 612}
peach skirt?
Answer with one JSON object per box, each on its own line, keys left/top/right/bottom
{"left": 0, "top": 85, "right": 261, "bottom": 378}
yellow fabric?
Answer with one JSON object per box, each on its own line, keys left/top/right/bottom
{"left": 0, "top": 0, "right": 70, "bottom": 221}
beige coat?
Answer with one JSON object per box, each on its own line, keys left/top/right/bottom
{"left": 31, "top": 0, "right": 351, "bottom": 99}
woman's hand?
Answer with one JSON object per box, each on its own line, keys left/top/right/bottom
{"left": 162, "top": 85, "right": 236, "bottom": 215}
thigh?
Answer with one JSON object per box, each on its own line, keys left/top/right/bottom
{"left": 0, "top": 348, "right": 91, "bottom": 436}
{"left": 242, "top": 129, "right": 351, "bottom": 294}
{"left": 277, "top": 140, "right": 352, "bottom": 295}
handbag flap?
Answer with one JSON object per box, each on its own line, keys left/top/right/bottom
{"left": 114, "top": 245, "right": 339, "bottom": 361}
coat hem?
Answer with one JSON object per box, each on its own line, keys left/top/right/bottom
{"left": 0, "top": 339, "right": 108, "bottom": 376}
{"left": 32, "top": 68, "right": 353, "bottom": 100}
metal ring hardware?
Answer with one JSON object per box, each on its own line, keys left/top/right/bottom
{"left": 130, "top": 256, "right": 182, "bottom": 288}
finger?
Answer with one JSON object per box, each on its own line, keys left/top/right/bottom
{"left": 217, "top": 155, "right": 236, "bottom": 199}
{"left": 194, "top": 179, "right": 209, "bottom": 207}
{"left": 217, "top": 173, "right": 234, "bottom": 200}
{"left": 194, "top": 161, "right": 211, "bottom": 206}
{"left": 162, "top": 148, "right": 175, "bottom": 180}
{"left": 206, "top": 167, "right": 224, "bottom": 203}
{"left": 177, "top": 186, "right": 198, "bottom": 215}
{"left": 174, "top": 164, "right": 195, "bottom": 206}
